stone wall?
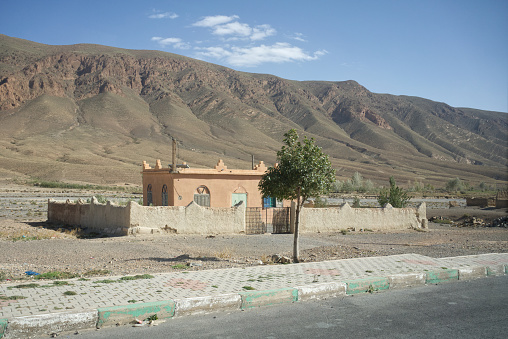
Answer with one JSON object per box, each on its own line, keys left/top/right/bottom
{"left": 299, "top": 203, "right": 427, "bottom": 232}
{"left": 466, "top": 197, "right": 495, "bottom": 208}
{"left": 496, "top": 190, "right": 508, "bottom": 209}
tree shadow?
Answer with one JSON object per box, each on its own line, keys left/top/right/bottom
{"left": 25, "top": 221, "right": 117, "bottom": 238}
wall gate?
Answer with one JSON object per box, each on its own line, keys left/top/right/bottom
{"left": 245, "top": 207, "right": 291, "bottom": 234}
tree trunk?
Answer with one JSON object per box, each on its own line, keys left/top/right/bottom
{"left": 293, "top": 196, "right": 301, "bottom": 263}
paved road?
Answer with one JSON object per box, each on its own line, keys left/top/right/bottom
{"left": 72, "top": 275, "right": 507, "bottom": 339}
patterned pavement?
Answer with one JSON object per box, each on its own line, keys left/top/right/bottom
{"left": 1, "top": 252, "right": 507, "bottom": 320}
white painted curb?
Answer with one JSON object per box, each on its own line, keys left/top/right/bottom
{"left": 6, "top": 310, "right": 97, "bottom": 338}
{"left": 295, "top": 282, "right": 347, "bottom": 301}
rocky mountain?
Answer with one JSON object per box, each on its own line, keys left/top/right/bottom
{"left": 0, "top": 34, "right": 506, "bottom": 187}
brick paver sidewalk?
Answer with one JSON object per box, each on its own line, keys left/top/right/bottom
{"left": 1, "top": 253, "right": 507, "bottom": 338}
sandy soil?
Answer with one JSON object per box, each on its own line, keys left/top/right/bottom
{"left": 0, "top": 183, "right": 506, "bottom": 282}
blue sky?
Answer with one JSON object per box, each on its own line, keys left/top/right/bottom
{"left": 2, "top": 0, "right": 507, "bottom": 112}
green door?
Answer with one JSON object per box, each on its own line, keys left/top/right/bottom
{"left": 232, "top": 193, "right": 247, "bottom": 207}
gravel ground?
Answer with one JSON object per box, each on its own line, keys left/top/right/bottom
{"left": 0, "top": 184, "right": 506, "bottom": 282}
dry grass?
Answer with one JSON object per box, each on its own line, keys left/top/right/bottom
{"left": 214, "top": 247, "right": 234, "bottom": 259}
{"left": 0, "top": 229, "right": 63, "bottom": 241}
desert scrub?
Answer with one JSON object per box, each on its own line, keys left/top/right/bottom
{"left": 119, "top": 274, "right": 154, "bottom": 280}
{"left": 83, "top": 269, "right": 111, "bottom": 277}
{"left": 215, "top": 247, "right": 234, "bottom": 259}
{"left": 35, "top": 271, "right": 79, "bottom": 280}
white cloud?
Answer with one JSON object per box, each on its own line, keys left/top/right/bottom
{"left": 148, "top": 11, "right": 178, "bottom": 19}
{"left": 251, "top": 25, "right": 276, "bottom": 41}
{"left": 192, "top": 15, "right": 239, "bottom": 27}
{"left": 213, "top": 21, "right": 252, "bottom": 37}
{"left": 195, "top": 46, "right": 232, "bottom": 59}
{"left": 195, "top": 42, "right": 326, "bottom": 67}
{"left": 192, "top": 15, "right": 275, "bottom": 41}
{"left": 291, "top": 33, "right": 306, "bottom": 42}
{"left": 152, "top": 14, "right": 325, "bottom": 68}
{"left": 151, "top": 37, "right": 190, "bottom": 49}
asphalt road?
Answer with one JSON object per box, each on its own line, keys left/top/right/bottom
{"left": 69, "top": 275, "right": 507, "bottom": 339}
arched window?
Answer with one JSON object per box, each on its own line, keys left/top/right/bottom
{"left": 162, "top": 184, "right": 168, "bottom": 206}
{"left": 194, "top": 185, "right": 210, "bottom": 207}
{"left": 147, "top": 184, "right": 152, "bottom": 206}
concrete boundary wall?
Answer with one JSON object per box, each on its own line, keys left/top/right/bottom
{"left": 48, "top": 198, "right": 425, "bottom": 235}
{"left": 48, "top": 198, "right": 245, "bottom": 235}
{"left": 299, "top": 202, "right": 427, "bottom": 232}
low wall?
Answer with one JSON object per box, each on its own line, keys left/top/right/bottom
{"left": 47, "top": 197, "right": 131, "bottom": 235}
{"left": 466, "top": 197, "right": 495, "bottom": 207}
{"left": 299, "top": 203, "right": 427, "bottom": 232}
{"left": 48, "top": 198, "right": 425, "bottom": 235}
{"left": 47, "top": 198, "right": 245, "bottom": 235}
{"left": 129, "top": 201, "right": 245, "bottom": 235}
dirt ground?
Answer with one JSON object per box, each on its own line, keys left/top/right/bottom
{"left": 0, "top": 183, "right": 507, "bottom": 282}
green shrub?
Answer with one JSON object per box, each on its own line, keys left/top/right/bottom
{"left": 313, "top": 196, "right": 328, "bottom": 208}
{"left": 377, "top": 177, "right": 409, "bottom": 208}
{"left": 352, "top": 197, "right": 361, "bottom": 208}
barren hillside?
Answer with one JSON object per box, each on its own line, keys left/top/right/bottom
{"left": 0, "top": 34, "right": 506, "bottom": 187}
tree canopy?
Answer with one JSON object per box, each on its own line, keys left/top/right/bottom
{"left": 259, "top": 129, "right": 336, "bottom": 205}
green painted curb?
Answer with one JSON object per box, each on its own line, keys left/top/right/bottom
{"left": 239, "top": 288, "right": 298, "bottom": 309}
{"left": 97, "top": 300, "right": 175, "bottom": 328}
{"left": 425, "top": 269, "right": 458, "bottom": 284}
{"left": 0, "top": 318, "right": 7, "bottom": 339}
{"left": 345, "top": 277, "right": 390, "bottom": 295}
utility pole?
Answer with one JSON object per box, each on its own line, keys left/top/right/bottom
{"left": 252, "top": 154, "right": 254, "bottom": 170}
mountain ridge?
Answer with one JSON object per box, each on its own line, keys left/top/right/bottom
{"left": 0, "top": 34, "right": 506, "bottom": 187}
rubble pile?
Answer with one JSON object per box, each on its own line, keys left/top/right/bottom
{"left": 485, "top": 216, "right": 508, "bottom": 228}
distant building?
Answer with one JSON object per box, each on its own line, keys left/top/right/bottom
{"left": 142, "top": 159, "right": 270, "bottom": 208}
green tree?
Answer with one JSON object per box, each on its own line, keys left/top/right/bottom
{"left": 259, "top": 129, "right": 336, "bottom": 262}
{"left": 445, "top": 177, "right": 464, "bottom": 192}
{"left": 377, "top": 176, "right": 410, "bottom": 208}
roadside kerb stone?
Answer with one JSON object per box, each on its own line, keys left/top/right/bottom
{"left": 6, "top": 310, "right": 97, "bottom": 338}
{"left": 387, "top": 272, "right": 426, "bottom": 289}
{"left": 425, "top": 269, "right": 458, "bottom": 284}
{"left": 486, "top": 264, "right": 506, "bottom": 276}
{"left": 97, "top": 300, "right": 175, "bottom": 328}
{"left": 0, "top": 318, "right": 7, "bottom": 339}
{"left": 295, "top": 282, "right": 347, "bottom": 301}
{"left": 174, "top": 294, "right": 241, "bottom": 317}
{"left": 239, "top": 288, "right": 298, "bottom": 309}
{"left": 345, "top": 277, "right": 389, "bottom": 295}
{"left": 458, "top": 266, "right": 487, "bottom": 280}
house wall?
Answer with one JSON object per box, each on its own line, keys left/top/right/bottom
{"left": 142, "top": 159, "right": 267, "bottom": 208}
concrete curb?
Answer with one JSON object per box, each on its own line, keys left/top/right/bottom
{"left": 1, "top": 263, "right": 506, "bottom": 338}
{"left": 239, "top": 287, "right": 298, "bottom": 309}
{"left": 345, "top": 277, "right": 390, "bottom": 294}
{"left": 425, "top": 269, "right": 459, "bottom": 284}
{"left": 5, "top": 311, "right": 97, "bottom": 339}
{"left": 174, "top": 294, "right": 241, "bottom": 317}
{"left": 387, "top": 272, "right": 426, "bottom": 289}
{"left": 296, "top": 282, "right": 347, "bottom": 301}
{"left": 97, "top": 300, "right": 175, "bottom": 328}
{"left": 0, "top": 319, "right": 6, "bottom": 339}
